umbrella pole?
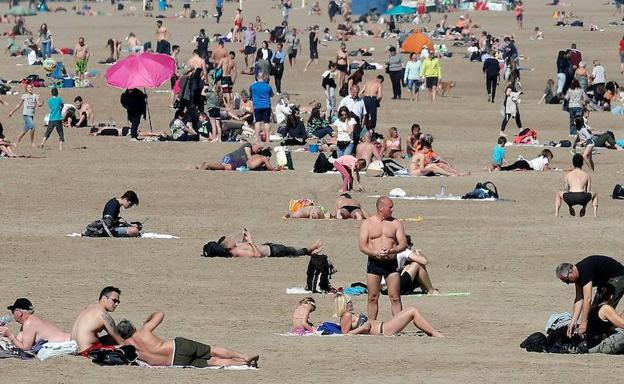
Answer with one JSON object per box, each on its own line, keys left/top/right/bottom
{"left": 145, "top": 88, "right": 153, "bottom": 132}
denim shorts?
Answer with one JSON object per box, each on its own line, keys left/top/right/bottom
{"left": 406, "top": 79, "right": 421, "bottom": 91}
{"left": 112, "top": 226, "right": 131, "bottom": 236}
{"left": 23, "top": 115, "right": 35, "bottom": 132}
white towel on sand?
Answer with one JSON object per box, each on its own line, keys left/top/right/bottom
{"left": 135, "top": 360, "right": 257, "bottom": 370}
{"left": 37, "top": 340, "right": 78, "bottom": 361}
{"left": 66, "top": 232, "right": 179, "bottom": 239}
{"left": 368, "top": 195, "right": 497, "bottom": 202}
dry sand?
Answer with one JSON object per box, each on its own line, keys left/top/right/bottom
{"left": 2, "top": 0, "right": 624, "bottom": 382}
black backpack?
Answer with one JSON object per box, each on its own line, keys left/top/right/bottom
{"left": 382, "top": 159, "right": 405, "bottom": 177}
{"left": 83, "top": 216, "right": 116, "bottom": 237}
{"left": 305, "top": 254, "right": 336, "bottom": 293}
{"left": 613, "top": 184, "right": 624, "bottom": 199}
{"left": 462, "top": 181, "right": 499, "bottom": 200}
{"left": 313, "top": 153, "right": 334, "bottom": 173}
{"left": 88, "top": 346, "right": 137, "bottom": 366}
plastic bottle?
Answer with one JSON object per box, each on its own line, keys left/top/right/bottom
{"left": 436, "top": 186, "right": 446, "bottom": 199}
{"left": 0, "top": 315, "right": 13, "bottom": 326}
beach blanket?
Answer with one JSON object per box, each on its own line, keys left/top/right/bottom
{"left": 368, "top": 195, "right": 497, "bottom": 202}
{"left": 135, "top": 360, "right": 257, "bottom": 370}
{"left": 37, "top": 340, "right": 78, "bottom": 361}
{"left": 277, "top": 331, "right": 343, "bottom": 337}
{"left": 66, "top": 232, "right": 179, "bottom": 239}
{"left": 404, "top": 292, "right": 471, "bottom": 298}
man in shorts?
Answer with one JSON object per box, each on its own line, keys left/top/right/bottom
{"left": 8, "top": 83, "right": 43, "bottom": 147}
{"left": 303, "top": 25, "right": 325, "bottom": 72}
{"left": 196, "top": 142, "right": 274, "bottom": 171}
{"left": 116, "top": 312, "right": 259, "bottom": 367}
{"left": 359, "top": 196, "right": 407, "bottom": 320}
{"left": 249, "top": 72, "right": 274, "bottom": 142}
{"left": 100, "top": 190, "right": 141, "bottom": 237}
{"left": 555, "top": 153, "right": 598, "bottom": 217}
{"left": 243, "top": 23, "right": 256, "bottom": 70}
{"left": 218, "top": 50, "right": 237, "bottom": 108}
{"left": 74, "top": 37, "right": 90, "bottom": 80}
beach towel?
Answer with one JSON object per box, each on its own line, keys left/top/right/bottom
{"left": 286, "top": 287, "right": 313, "bottom": 294}
{"left": 404, "top": 292, "right": 471, "bottom": 298}
{"left": 36, "top": 340, "right": 78, "bottom": 361}
{"left": 135, "top": 360, "right": 257, "bottom": 370}
{"left": 66, "top": 232, "right": 179, "bottom": 239}
{"left": 368, "top": 195, "right": 498, "bottom": 202}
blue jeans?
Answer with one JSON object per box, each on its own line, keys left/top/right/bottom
{"left": 312, "top": 126, "right": 332, "bottom": 139}
{"left": 337, "top": 141, "right": 354, "bottom": 157}
{"left": 41, "top": 41, "right": 52, "bottom": 58}
{"left": 568, "top": 107, "right": 583, "bottom": 135}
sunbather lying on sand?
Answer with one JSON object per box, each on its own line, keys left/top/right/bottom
{"left": 117, "top": 312, "right": 259, "bottom": 367}
{"left": 335, "top": 193, "right": 368, "bottom": 219}
{"left": 196, "top": 142, "right": 277, "bottom": 171}
{"left": 203, "top": 228, "right": 323, "bottom": 258}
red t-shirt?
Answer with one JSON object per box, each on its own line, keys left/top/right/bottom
{"left": 619, "top": 39, "right": 624, "bottom": 52}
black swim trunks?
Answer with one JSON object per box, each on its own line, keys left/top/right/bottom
{"left": 341, "top": 205, "right": 360, "bottom": 214}
{"left": 367, "top": 257, "right": 398, "bottom": 276}
{"left": 563, "top": 192, "right": 592, "bottom": 207}
{"left": 336, "top": 63, "right": 348, "bottom": 72}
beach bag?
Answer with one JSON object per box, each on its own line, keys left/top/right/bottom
{"left": 317, "top": 322, "right": 342, "bottom": 335}
{"left": 313, "top": 153, "right": 334, "bottom": 173}
{"left": 83, "top": 216, "right": 116, "bottom": 237}
{"left": 365, "top": 160, "right": 384, "bottom": 177}
{"left": 88, "top": 346, "right": 137, "bottom": 366}
{"left": 613, "top": 184, "right": 624, "bottom": 199}
{"left": 462, "top": 181, "right": 498, "bottom": 200}
{"left": 382, "top": 159, "right": 405, "bottom": 176}
{"left": 520, "top": 332, "right": 547, "bottom": 352}
{"left": 305, "top": 254, "right": 335, "bottom": 293}
{"left": 513, "top": 128, "right": 537, "bottom": 144}
{"left": 338, "top": 83, "right": 348, "bottom": 97}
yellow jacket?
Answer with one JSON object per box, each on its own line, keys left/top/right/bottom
{"left": 420, "top": 57, "right": 441, "bottom": 78}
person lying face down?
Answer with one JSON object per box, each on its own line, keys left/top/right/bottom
{"left": 202, "top": 228, "right": 323, "bottom": 258}
{"left": 195, "top": 142, "right": 278, "bottom": 171}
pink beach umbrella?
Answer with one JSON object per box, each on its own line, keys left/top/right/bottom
{"left": 105, "top": 52, "right": 175, "bottom": 89}
{"left": 105, "top": 52, "right": 175, "bottom": 131}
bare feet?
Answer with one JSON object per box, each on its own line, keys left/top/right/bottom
{"left": 246, "top": 355, "right": 260, "bottom": 368}
{"left": 427, "top": 288, "right": 441, "bottom": 295}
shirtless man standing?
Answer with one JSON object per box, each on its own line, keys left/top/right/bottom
{"left": 360, "top": 75, "right": 384, "bottom": 129}
{"left": 555, "top": 153, "right": 598, "bottom": 217}
{"left": 71, "top": 286, "right": 125, "bottom": 356}
{"left": 156, "top": 20, "right": 170, "bottom": 55}
{"left": 74, "top": 37, "right": 90, "bottom": 80}
{"left": 116, "top": 312, "right": 259, "bottom": 367}
{"left": 203, "top": 228, "right": 323, "bottom": 258}
{"left": 218, "top": 51, "right": 237, "bottom": 108}
{"left": 359, "top": 196, "right": 407, "bottom": 320}
{"left": 0, "top": 298, "right": 71, "bottom": 351}
{"left": 335, "top": 193, "right": 368, "bottom": 220}
{"left": 356, "top": 131, "right": 382, "bottom": 167}
{"left": 187, "top": 49, "right": 208, "bottom": 79}
{"left": 211, "top": 40, "right": 227, "bottom": 63}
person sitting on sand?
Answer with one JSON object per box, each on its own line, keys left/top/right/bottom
{"left": 100, "top": 190, "right": 141, "bottom": 237}
{"left": 334, "top": 293, "right": 443, "bottom": 337}
{"left": 499, "top": 148, "right": 553, "bottom": 172}
{"left": 584, "top": 284, "right": 624, "bottom": 354}
{"left": 0, "top": 123, "right": 18, "bottom": 158}
{"left": 0, "top": 298, "right": 71, "bottom": 351}
{"left": 116, "top": 312, "right": 259, "bottom": 367}
{"left": 168, "top": 109, "right": 199, "bottom": 141}
{"left": 410, "top": 134, "right": 470, "bottom": 176}
{"left": 335, "top": 193, "right": 368, "bottom": 219}
{"left": 202, "top": 228, "right": 323, "bottom": 258}
{"left": 291, "top": 297, "right": 316, "bottom": 335}
{"left": 71, "top": 286, "right": 125, "bottom": 356}
{"left": 555, "top": 153, "right": 598, "bottom": 217}
{"left": 196, "top": 142, "right": 276, "bottom": 171}
{"left": 355, "top": 131, "right": 383, "bottom": 167}
{"left": 396, "top": 235, "right": 440, "bottom": 295}
{"left": 382, "top": 127, "right": 403, "bottom": 159}
{"left": 405, "top": 123, "right": 421, "bottom": 157}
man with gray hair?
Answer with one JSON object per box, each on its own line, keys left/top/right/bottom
{"left": 556, "top": 255, "right": 624, "bottom": 338}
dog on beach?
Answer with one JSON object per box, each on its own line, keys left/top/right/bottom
{"left": 438, "top": 80, "right": 456, "bottom": 96}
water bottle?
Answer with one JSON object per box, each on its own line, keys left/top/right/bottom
{"left": 436, "top": 185, "right": 446, "bottom": 199}
{"left": 0, "top": 315, "right": 13, "bottom": 326}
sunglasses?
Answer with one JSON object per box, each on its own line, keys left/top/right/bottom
{"left": 108, "top": 297, "right": 120, "bottom": 304}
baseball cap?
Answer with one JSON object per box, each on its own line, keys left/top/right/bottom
{"left": 7, "top": 298, "right": 33, "bottom": 312}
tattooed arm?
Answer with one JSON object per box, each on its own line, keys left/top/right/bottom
{"left": 101, "top": 311, "right": 125, "bottom": 345}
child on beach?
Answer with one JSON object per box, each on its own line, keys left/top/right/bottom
{"left": 9, "top": 83, "right": 43, "bottom": 147}
{"left": 291, "top": 297, "right": 316, "bottom": 335}
{"left": 39, "top": 87, "right": 64, "bottom": 150}
{"left": 489, "top": 136, "right": 507, "bottom": 171}
{"left": 332, "top": 155, "right": 366, "bottom": 193}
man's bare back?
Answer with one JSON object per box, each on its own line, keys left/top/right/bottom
{"left": 565, "top": 168, "right": 590, "bottom": 192}
{"left": 361, "top": 80, "right": 382, "bottom": 98}
{"left": 71, "top": 303, "right": 111, "bottom": 351}
{"left": 212, "top": 46, "right": 227, "bottom": 63}
{"left": 125, "top": 327, "right": 173, "bottom": 366}
{"left": 219, "top": 56, "right": 236, "bottom": 77}
{"left": 23, "top": 315, "right": 70, "bottom": 344}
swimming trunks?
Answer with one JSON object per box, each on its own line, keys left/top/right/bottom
{"left": 336, "top": 63, "right": 348, "bottom": 72}
{"left": 341, "top": 205, "right": 360, "bottom": 214}
{"left": 172, "top": 337, "right": 211, "bottom": 368}
{"left": 221, "top": 76, "right": 233, "bottom": 93}
{"left": 563, "top": 192, "right": 592, "bottom": 207}
{"left": 400, "top": 271, "right": 421, "bottom": 295}
{"left": 367, "top": 257, "right": 398, "bottom": 276}
{"left": 79, "top": 342, "right": 116, "bottom": 357}
{"left": 75, "top": 59, "right": 87, "bottom": 75}
{"left": 221, "top": 154, "right": 246, "bottom": 169}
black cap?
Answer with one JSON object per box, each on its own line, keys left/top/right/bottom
{"left": 7, "top": 298, "right": 33, "bottom": 312}
{"left": 202, "top": 241, "right": 229, "bottom": 258}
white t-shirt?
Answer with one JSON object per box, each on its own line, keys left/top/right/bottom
{"left": 335, "top": 118, "right": 355, "bottom": 142}
{"left": 528, "top": 156, "right": 549, "bottom": 171}
{"left": 592, "top": 65, "right": 606, "bottom": 84}
{"left": 396, "top": 249, "right": 413, "bottom": 270}
{"left": 21, "top": 93, "right": 39, "bottom": 116}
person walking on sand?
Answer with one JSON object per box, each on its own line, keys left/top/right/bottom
{"left": 39, "top": 87, "right": 64, "bottom": 150}
{"left": 9, "top": 83, "right": 43, "bottom": 148}
{"left": 359, "top": 196, "right": 407, "bottom": 320}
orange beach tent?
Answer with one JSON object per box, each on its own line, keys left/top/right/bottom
{"left": 400, "top": 32, "right": 433, "bottom": 54}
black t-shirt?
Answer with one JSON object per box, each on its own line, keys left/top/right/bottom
{"left": 102, "top": 198, "right": 121, "bottom": 220}
{"left": 309, "top": 32, "right": 318, "bottom": 51}
{"left": 576, "top": 255, "right": 624, "bottom": 288}
{"left": 196, "top": 36, "right": 209, "bottom": 54}
{"left": 482, "top": 57, "right": 500, "bottom": 76}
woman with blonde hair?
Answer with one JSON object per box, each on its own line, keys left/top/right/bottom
{"left": 291, "top": 297, "right": 317, "bottom": 335}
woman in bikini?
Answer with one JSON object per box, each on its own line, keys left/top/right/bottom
{"left": 410, "top": 135, "right": 470, "bottom": 176}
{"left": 291, "top": 297, "right": 316, "bottom": 335}
{"left": 336, "top": 43, "right": 349, "bottom": 88}
{"left": 383, "top": 127, "right": 403, "bottom": 159}
{"left": 233, "top": 9, "right": 243, "bottom": 43}
{"left": 335, "top": 294, "right": 443, "bottom": 337}
{"left": 405, "top": 123, "right": 421, "bottom": 157}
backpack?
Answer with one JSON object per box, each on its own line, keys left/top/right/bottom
{"left": 338, "top": 83, "right": 348, "bottom": 98}
{"left": 313, "top": 153, "right": 334, "bottom": 173}
{"left": 513, "top": 128, "right": 538, "bottom": 144}
{"left": 520, "top": 332, "right": 547, "bottom": 352}
{"left": 83, "top": 216, "right": 116, "bottom": 237}
{"left": 305, "top": 254, "right": 336, "bottom": 293}
{"left": 613, "top": 184, "right": 624, "bottom": 199}
{"left": 88, "top": 346, "right": 137, "bottom": 366}
{"left": 382, "top": 159, "right": 405, "bottom": 176}
{"left": 462, "top": 181, "right": 499, "bottom": 200}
